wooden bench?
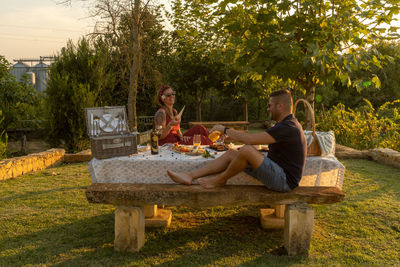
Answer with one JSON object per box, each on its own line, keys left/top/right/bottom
{"left": 86, "top": 184, "right": 344, "bottom": 255}
{"left": 189, "top": 121, "right": 250, "bottom": 131}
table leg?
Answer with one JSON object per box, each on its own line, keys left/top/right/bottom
{"left": 143, "top": 204, "right": 172, "bottom": 228}
{"left": 259, "top": 205, "right": 286, "bottom": 229}
{"left": 114, "top": 206, "right": 145, "bottom": 252}
{"left": 144, "top": 204, "right": 158, "bottom": 218}
{"left": 284, "top": 203, "right": 314, "bottom": 256}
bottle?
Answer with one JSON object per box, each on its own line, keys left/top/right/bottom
{"left": 151, "top": 123, "right": 159, "bottom": 155}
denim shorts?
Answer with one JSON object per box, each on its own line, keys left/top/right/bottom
{"left": 245, "top": 156, "right": 291, "bottom": 192}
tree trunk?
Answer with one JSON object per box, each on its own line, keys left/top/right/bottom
{"left": 196, "top": 101, "right": 202, "bottom": 121}
{"left": 297, "top": 77, "right": 316, "bottom": 130}
{"left": 128, "top": 0, "right": 141, "bottom": 132}
{"left": 209, "top": 90, "right": 215, "bottom": 121}
{"left": 243, "top": 97, "right": 248, "bottom": 122}
{"left": 304, "top": 84, "right": 315, "bottom": 130}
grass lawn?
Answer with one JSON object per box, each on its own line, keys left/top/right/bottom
{"left": 0, "top": 159, "right": 399, "bottom": 266}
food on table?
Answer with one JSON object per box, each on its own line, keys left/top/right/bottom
{"left": 172, "top": 143, "right": 206, "bottom": 155}
{"left": 209, "top": 143, "right": 230, "bottom": 151}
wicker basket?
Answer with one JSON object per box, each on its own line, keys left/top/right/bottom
{"left": 294, "top": 99, "right": 322, "bottom": 157}
{"left": 85, "top": 106, "right": 137, "bottom": 159}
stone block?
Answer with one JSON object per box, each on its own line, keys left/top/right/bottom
{"left": 143, "top": 205, "right": 158, "bottom": 218}
{"left": 368, "top": 148, "right": 400, "bottom": 169}
{"left": 145, "top": 209, "right": 172, "bottom": 228}
{"left": 260, "top": 209, "right": 284, "bottom": 229}
{"left": 284, "top": 203, "right": 314, "bottom": 256}
{"left": 114, "top": 206, "right": 145, "bottom": 252}
{"left": 275, "top": 205, "right": 286, "bottom": 218}
{"left": 63, "top": 153, "right": 93, "bottom": 163}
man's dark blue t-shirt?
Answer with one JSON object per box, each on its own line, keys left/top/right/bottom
{"left": 266, "top": 114, "right": 307, "bottom": 189}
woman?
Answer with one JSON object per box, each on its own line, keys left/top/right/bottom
{"left": 154, "top": 85, "right": 213, "bottom": 146}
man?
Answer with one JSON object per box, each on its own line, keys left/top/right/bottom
{"left": 167, "top": 89, "right": 307, "bottom": 192}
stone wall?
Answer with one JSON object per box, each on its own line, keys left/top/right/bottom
{"left": 335, "top": 144, "right": 400, "bottom": 169}
{"left": 367, "top": 148, "right": 400, "bottom": 169}
{"left": 0, "top": 148, "right": 65, "bottom": 181}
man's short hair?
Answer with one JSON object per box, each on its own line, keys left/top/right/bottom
{"left": 269, "top": 89, "right": 293, "bottom": 111}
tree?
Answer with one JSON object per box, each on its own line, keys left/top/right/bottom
{"left": 61, "top": 0, "right": 160, "bottom": 132}
{"left": 201, "top": 0, "right": 399, "bottom": 126}
{"left": 0, "top": 56, "right": 40, "bottom": 131}
{"left": 46, "top": 38, "right": 115, "bottom": 152}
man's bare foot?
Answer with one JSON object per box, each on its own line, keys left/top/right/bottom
{"left": 198, "top": 175, "right": 227, "bottom": 189}
{"left": 167, "top": 170, "right": 193, "bottom": 185}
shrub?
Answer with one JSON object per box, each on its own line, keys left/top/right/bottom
{"left": 46, "top": 38, "right": 114, "bottom": 152}
{"left": 317, "top": 99, "right": 400, "bottom": 151}
{"left": 0, "top": 110, "right": 7, "bottom": 160}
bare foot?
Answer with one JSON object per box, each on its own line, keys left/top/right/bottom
{"left": 167, "top": 170, "right": 193, "bottom": 185}
{"left": 198, "top": 175, "right": 227, "bottom": 189}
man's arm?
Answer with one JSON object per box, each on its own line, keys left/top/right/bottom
{"left": 210, "top": 125, "right": 276, "bottom": 145}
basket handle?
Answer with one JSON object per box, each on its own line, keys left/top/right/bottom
{"left": 293, "top": 99, "right": 316, "bottom": 135}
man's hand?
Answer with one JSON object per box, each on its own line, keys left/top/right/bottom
{"left": 210, "top": 124, "right": 225, "bottom": 133}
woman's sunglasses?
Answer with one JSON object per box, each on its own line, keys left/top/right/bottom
{"left": 164, "top": 92, "right": 176, "bottom": 97}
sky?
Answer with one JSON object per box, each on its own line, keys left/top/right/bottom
{"left": 0, "top": 0, "right": 171, "bottom": 65}
{"left": 1, "top": 1, "right": 399, "bottom": 66}
{"left": 0, "top": 0, "right": 96, "bottom": 64}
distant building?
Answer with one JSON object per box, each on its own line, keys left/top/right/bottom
{"left": 10, "top": 57, "right": 53, "bottom": 93}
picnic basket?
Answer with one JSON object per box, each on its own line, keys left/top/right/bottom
{"left": 85, "top": 106, "right": 137, "bottom": 159}
{"left": 294, "top": 99, "right": 322, "bottom": 156}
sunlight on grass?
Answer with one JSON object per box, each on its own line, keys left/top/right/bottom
{"left": 0, "top": 159, "right": 399, "bottom": 266}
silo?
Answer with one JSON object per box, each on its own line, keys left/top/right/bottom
{"left": 10, "top": 61, "right": 29, "bottom": 82}
{"left": 26, "top": 71, "right": 36, "bottom": 86}
{"left": 32, "top": 61, "right": 49, "bottom": 92}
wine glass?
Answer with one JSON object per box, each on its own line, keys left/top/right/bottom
{"left": 193, "top": 134, "right": 201, "bottom": 147}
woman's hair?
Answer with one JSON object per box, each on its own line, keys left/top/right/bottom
{"left": 156, "top": 85, "right": 171, "bottom": 106}
{"left": 155, "top": 85, "right": 175, "bottom": 118}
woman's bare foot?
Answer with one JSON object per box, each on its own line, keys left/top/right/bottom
{"left": 167, "top": 170, "right": 193, "bottom": 185}
{"left": 198, "top": 175, "right": 227, "bottom": 189}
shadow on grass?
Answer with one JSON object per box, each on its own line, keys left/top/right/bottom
{"left": 0, "top": 209, "right": 306, "bottom": 266}
{"left": 342, "top": 159, "right": 400, "bottom": 202}
{"left": 0, "top": 186, "right": 88, "bottom": 202}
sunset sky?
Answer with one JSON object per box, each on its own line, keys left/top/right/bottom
{"left": 0, "top": 0, "right": 398, "bottom": 65}
{"left": 0, "top": 0, "right": 94, "bottom": 63}
{"left": 0, "top": 0, "right": 170, "bottom": 64}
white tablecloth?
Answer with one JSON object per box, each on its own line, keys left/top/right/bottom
{"left": 89, "top": 146, "right": 345, "bottom": 189}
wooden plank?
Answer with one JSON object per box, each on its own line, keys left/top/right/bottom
{"left": 86, "top": 184, "right": 344, "bottom": 208}
{"left": 189, "top": 121, "right": 250, "bottom": 131}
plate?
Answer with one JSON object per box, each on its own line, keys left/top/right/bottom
{"left": 209, "top": 144, "right": 230, "bottom": 151}
{"left": 169, "top": 144, "right": 205, "bottom": 156}
{"left": 99, "top": 115, "right": 118, "bottom": 132}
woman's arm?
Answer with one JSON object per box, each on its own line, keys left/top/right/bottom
{"left": 154, "top": 109, "right": 171, "bottom": 140}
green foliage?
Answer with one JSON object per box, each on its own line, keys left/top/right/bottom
{"left": 0, "top": 56, "right": 42, "bottom": 131}
{"left": 199, "top": 0, "right": 399, "bottom": 101}
{"left": 46, "top": 38, "right": 115, "bottom": 152}
{"left": 317, "top": 99, "right": 400, "bottom": 151}
{"left": 0, "top": 110, "right": 7, "bottom": 160}
{"left": 0, "top": 160, "right": 399, "bottom": 265}
{"left": 325, "top": 40, "right": 400, "bottom": 109}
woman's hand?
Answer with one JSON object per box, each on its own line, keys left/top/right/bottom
{"left": 169, "top": 116, "right": 181, "bottom": 126}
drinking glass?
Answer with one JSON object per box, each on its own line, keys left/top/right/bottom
{"left": 193, "top": 134, "right": 201, "bottom": 147}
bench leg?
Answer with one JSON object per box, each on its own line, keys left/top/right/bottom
{"left": 260, "top": 205, "right": 286, "bottom": 229}
{"left": 114, "top": 206, "right": 145, "bottom": 252}
{"left": 142, "top": 204, "right": 172, "bottom": 228}
{"left": 144, "top": 205, "right": 158, "bottom": 218}
{"left": 284, "top": 203, "right": 314, "bottom": 256}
